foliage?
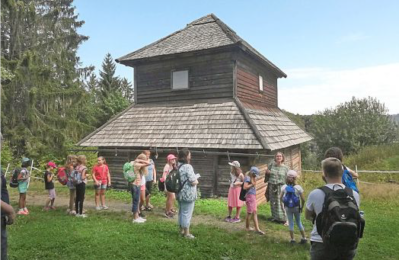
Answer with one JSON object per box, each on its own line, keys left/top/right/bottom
{"left": 309, "top": 97, "right": 398, "bottom": 157}
{"left": 1, "top": 1, "right": 133, "bottom": 162}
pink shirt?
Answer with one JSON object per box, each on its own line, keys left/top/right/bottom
{"left": 161, "top": 164, "right": 174, "bottom": 182}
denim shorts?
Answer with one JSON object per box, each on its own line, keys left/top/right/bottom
{"left": 94, "top": 184, "right": 107, "bottom": 190}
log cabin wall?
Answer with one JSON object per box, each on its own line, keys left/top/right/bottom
{"left": 234, "top": 51, "right": 278, "bottom": 108}
{"left": 135, "top": 51, "right": 234, "bottom": 104}
{"left": 98, "top": 149, "right": 129, "bottom": 190}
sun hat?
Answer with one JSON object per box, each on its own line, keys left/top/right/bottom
{"left": 167, "top": 154, "right": 177, "bottom": 161}
{"left": 249, "top": 166, "right": 260, "bottom": 176}
{"left": 47, "top": 161, "right": 57, "bottom": 168}
{"left": 228, "top": 161, "right": 240, "bottom": 168}
{"left": 287, "top": 170, "right": 298, "bottom": 178}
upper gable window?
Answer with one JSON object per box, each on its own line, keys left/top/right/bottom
{"left": 259, "top": 75, "right": 264, "bottom": 92}
{"left": 172, "top": 70, "right": 189, "bottom": 90}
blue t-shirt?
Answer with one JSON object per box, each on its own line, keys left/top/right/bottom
{"left": 145, "top": 159, "right": 154, "bottom": 182}
{"left": 244, "top": 176, "right": 256, "bottom": 195}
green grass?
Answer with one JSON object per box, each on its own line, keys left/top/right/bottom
{"left": 6, "top": 177, "right": 399, "bottom": 260}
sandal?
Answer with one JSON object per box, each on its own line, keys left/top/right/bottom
{"left": 256, "top": 230, "right": 265, "bottom": 235}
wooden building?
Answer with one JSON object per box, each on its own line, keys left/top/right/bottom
{"left": 78, "top": 14, "right": 312, "bottom": 202}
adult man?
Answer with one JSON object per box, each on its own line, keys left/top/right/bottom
{"left": 305, "top": 157, "right": 360, "bottom": 260}
{"left": 0, "top": 134, "right": 15, "bottom": 260}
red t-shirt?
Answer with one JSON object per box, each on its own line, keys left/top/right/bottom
{"left": 92, "top": 164, "right": 109, "bottom": 184}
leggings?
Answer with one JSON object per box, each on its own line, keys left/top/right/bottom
{"left": 75, "top": 183, "right": 86, "bottom": 215}
{"left": 285, "top": 207, "right": 304, "bottom": 231}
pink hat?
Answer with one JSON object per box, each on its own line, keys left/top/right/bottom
{"left": 287, "top": 170, "right": 298, "bottom": 178}
{"left": 47, "top": 161, "right": 57, "bottom": 168}
{"left": 167, "top": 154, "right": 177, "bottom": 161}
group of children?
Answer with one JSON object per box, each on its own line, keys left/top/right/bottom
{"left": 224, "top": 161, "right": 305, "bottom": 240}
{"left": 11, "top": 155, "right": 111, "bottom": 218}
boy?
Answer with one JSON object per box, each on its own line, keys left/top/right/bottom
{"left": 305, "top": 157, "right": 360, "bottom": 260}
{"left": 44, "top": 161, "right": 57, "bottom": 210}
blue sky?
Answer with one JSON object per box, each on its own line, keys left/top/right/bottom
{"left": 75, "top": 0, "right": 399, "bottom": 114}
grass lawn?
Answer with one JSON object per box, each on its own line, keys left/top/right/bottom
{"left": 6, "top": 178, "right": 399, "bottom": 260}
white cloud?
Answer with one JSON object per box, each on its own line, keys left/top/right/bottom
{"left": 279, "top": 63, "right": 399, "bottom": 115}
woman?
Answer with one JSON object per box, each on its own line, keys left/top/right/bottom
{"left": 161, "top": 154, "right": 177, "bottom": 218}
{"left": 92, "top": 156, "right": 111, "bottom": 210}
{"left": 265, "top": 152, "right": 289, "bottom": 224}
{"left": 176, "top": 148, "right": 199, "bottom": 239}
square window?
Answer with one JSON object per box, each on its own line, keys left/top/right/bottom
{"left": 172, "top": 70, "right": 189, "bottom": 90}
{"left": 259, "top": 75, "right": 264, "bottom": 92}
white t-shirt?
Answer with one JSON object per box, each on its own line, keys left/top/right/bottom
{"left": 306, "top": 183, "right": 360, "bottom": 243}
{"left": 281, "top": 184, "right": 304, "bottom": 197}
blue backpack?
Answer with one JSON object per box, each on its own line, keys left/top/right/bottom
{"left": 342, "top": 166, "right": 359, "bottom": 193}
{"left": 283, "top": 185, "right": 300, "bottom": 208}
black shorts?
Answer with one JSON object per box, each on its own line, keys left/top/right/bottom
{"left": 145, "top": 181, "right": 153, "bottom": 196}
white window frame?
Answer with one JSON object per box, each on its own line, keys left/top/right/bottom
{"left": 171, "top": 70, "right": 189, "bottom": 90}
{"left": 259, "top": 75, "right": 264, "bottom": 92}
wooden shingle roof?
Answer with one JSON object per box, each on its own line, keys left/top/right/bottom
{"left": 116, "top": 14, "right": 286, "bottom": 78}
{"left": 78, "top": 99, "right": 311, "bottom": 151}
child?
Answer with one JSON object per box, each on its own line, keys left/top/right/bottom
{"left": 225, "top": 161, "right": 244, "bottom": 223}
{"left": 143, "top": 150, "right": 156, "bottom": 211}
{"left": 324, "top": 147, "right": 359, "bottom": 192}
{"left": 66, "top": 155, "right": 77, "bottom": 215}
{"left": 92, "top": 156, "right": 111, "bottom": 210}
{"left": 131, "top": 154, "right": 150, "bottom": 223}
{"left": 280, "top": 170, "right": 307, "bottom": 244}
{"left": 17, "top": 157, "right": 31, "bottom": 215}
{"left": 244, "top": 166, "right": 264, "bottom": 235}
{"left": 162, "top": 154, "right": 177, "bottom": 218}
{"left": 43, "top": 162, "right": 57, "bottom": 211}
{"left": 75, "top": 155, "right": 88, "bottom": 218}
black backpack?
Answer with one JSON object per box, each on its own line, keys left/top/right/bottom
{"left": 9, "top": 168, "right": 21, "bottom": 188}
{"left": 316, "top": 186, "right": 365, "bottom": 252}
{"left": 165, "top": 164, "right": 186, "bottom": 193}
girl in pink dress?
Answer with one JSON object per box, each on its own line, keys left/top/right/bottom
{"left": 224, "top": 161, "right": 244, "bottom": 223}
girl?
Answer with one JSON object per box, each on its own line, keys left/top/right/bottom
{"left": 131, "top": 154, "right": 150, "bottom": 223}
{"left": 161, "top": 154, "right": 177, "bottom": 218}
{"left": 43, "top": 161, "right": 57, "bottom": 211}
{"left": 280, "top": 170, "right": 307, "bottom": 244}
{"left": 244, "top": 166, "right": 264, "bottom": 235}
{"left": 266, "top": 152, "right": 289, "bottom": 225}
{"left": 17, "top": 157, "right": 31, "bottom": 215}
{"left": 66, "top": 155, "right": 77, "bottom": 215}
{"left": 143, "top": 150, "right": 157, "bottom": 211}
{"left": 92, "top": 156, "right": 111, "bottom": 210}
{"left": 177, "top": 148, "right": 199, "bottom": 239}
{"left": 225, "top": 161, "right": 244, "bottom": 223}
{"left": 75, "top": 155, "right": 88, "bottom": 218}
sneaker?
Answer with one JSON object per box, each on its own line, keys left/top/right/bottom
{"left": 230, "top": 217, "right": 241, "bottom": 223}
{"left": 290, "top": 239, "right": 296, "bottom": 244}
{"left": 17, "top": 210, "right": 27, "bottom": 215}
{"left": 81, "top": 214, "right": 88, "bottom": 218}
{"left": 102, "top": 205, "right": 109, "bottom": 210}
{"left": 138, "top": 217, "right": 147, "bottom": 222}
{"left": 184, "top": 234, "right": 195, "bottom": 239}
{"left": 224, "top": 216, "right": 232, "bottom": 222}
{"left": 70, "top": 210, "right": 77, "bottom": 216}
{"left": 132, "top": 218, "right": 145, "bottom": 223}
{"left": 95, "top": 206, "right": 102, "bottom": 210}
{"left": 300, "top": 238, "right": 308, "bottom": 244}
{"left": 76, "top": 214, "right": 82, "bottom": 217}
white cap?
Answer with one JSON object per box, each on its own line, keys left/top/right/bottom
{"left": 228, "top": 161, "right": 240, "bottom": 168}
